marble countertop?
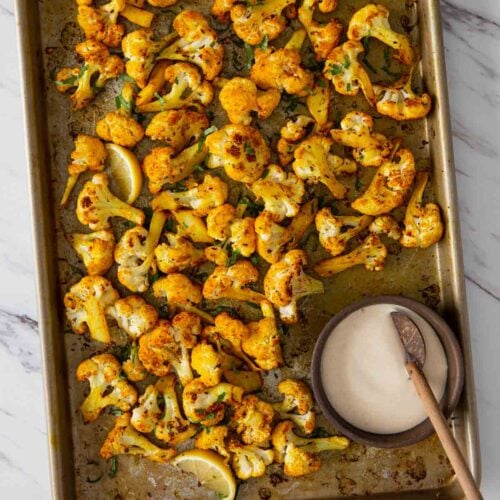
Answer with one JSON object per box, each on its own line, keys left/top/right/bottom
{"left": 1, "top": 0, "right": 499, "bottom": 497}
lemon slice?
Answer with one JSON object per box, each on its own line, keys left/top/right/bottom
{"left": 105, "top": 143, "right": 143, "bottom": 204}
{"left": 172, "top": 449, "right": 236, "bottom": 500}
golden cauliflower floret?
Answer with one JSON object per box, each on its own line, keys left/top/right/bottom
{"left": 206, "top": 204, "right": 237, "bottom": 241}
{"left": 195, "top": 425, "right": 231, "bottom": 460}
{"left": 400, "top": 171, "right": 444, "bottom": 248}
{"left": 231, "top": 395, "right": 276, "bottom": 445}
{"left": 230, "top": 217, "right": 257, "bottom": 258}
{"left": 122, "top": 341, "right": 148, "bottom": 382}
{"left": 230, "top": 0, "right": 295, "bottom": 45}
{"left": 145, "top": 109, "right": 209, "bottom": 151}
{"left": 369, "top": 215, "right": 402, "bottom": 240}
{"left": 158, "top": 11, "right": 223, "bottom": 81}
{"left": 76, "top": 353, "right": 137, "bottom": 422}
{"left": 314, "top": 233, "right": 388, "bottom": 276}
{"left": 263, "top": 250, "right": 324, "bottom": 324}
{"left": 61, "top": 134, "right": 107, "bottom": 206}
{"left": 77, "top": 3, "right": 126, "bottom": 48}
{"left": 147, "top": 0, "right": 178, "bottom": 6}
{"left": 68, "top": 229, "right": 115, "bottom": 276}
{"left": 106, "top": 295, "right": 158, "bottom": 338}
{"left": 172, "top": 210, "right": 214, "bottom": 245}
{"left": 347, "top": 3, "right": 415, "bottom": 65}
{"left": 315, "top": 208, "right": 373, "bottom": 256}
{"left": 96, "top": 84, "right": 144, "bottom": 148}
{"left": 203, "top": 260, "right": 266, "bottom": 305}
{"left": 191, "top": 342, "right": 223, "bottom": 386}
{"left": 330, "top": 111, "right": 393, "bottom": 168}
{"left": 277, "top": 115, "right": 316, "bottom": 166}
{"left": 229, "top": 439, "right": 275, "bottom": 480}
{"left": 250, "top": 165, "right": 305, "bottom": 221}
{"left": 218, "top": 77, "right": 281, "bottom": 125}
{"left": 152, "top": 175, "right": 229, "bottom": 216}
{"left": 306, "top": 79, "right": 331, "bottom": 127}
{"left": 205, "top": 124, "right": 271, "bottom": 183}
{"left": 55, "top": 40, "right": 124, "bottom": 110}
{"left": 130, "top": 384, "right": 163, "bottom": 433}
{"left": 155, "top": 233, "right": 206, "bottom": 273}
{"left": 100, "top": 412, "right": 176, "bottom": 463}
{"left": 153, "top": 273, "right": 202, "bottom": 310}
{"left": 64, "top": 275, "right": 119, "bottom": 343}
{"left": 351, "top": 148, "right": 416, "bottom": 215}
{"left": 76, "top": 173, "right": 145, "bottom": 230}
{"left": 323, "top": 41, "right": 375, "bottom": 106}
{"left": 298, "top": 0, "right": 342, "bottom": 60}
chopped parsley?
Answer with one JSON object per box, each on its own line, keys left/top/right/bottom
{"left": 328, "top": 64, "right": 343, "bottom": 76}
{"left": 115, "top": 94, "right": 131, "bottom": 112}
{"left": 244, "top": 142, "right": 255, "bottom": 156}
{"left": 108, "top": 457, "right": 118, "bottom": 478}
{"left": 257, "top": 35, "right": 269, "bottom": 50}
{"left": 244, "top": 43, "right": 254, "bottom": 70}
{"left": 197, "top": 125, "right": 218, "bottom": 152}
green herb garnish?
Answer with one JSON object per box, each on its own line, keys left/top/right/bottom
{"left": 197, "top": 125, "right": 218, "bottom": 152}
{"left": 108, "top": 457, "right": 118, "bottom": 478}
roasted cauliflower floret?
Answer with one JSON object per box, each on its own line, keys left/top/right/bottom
{"left": 137, "top": 62, "right": 214, "bottom": 113}
{"left": 76, "top": 353, "right": 137, "bottom": 422}
{"left": 347, "top": 3, "right": 414, "bottom": 65}
{"left": 136, "top": 60, "right": 170, "bottom": 107}
{"left": 230, "top": 0, "right": 295, "bottom": 45}
{"left": 114, "top": 210, "right": 166, "bottom": 292}
{"left": 100, "top": 412, "right": 176, "bottom": 463}
{"left": 121, "top": 341, "right": 148, "bottom": 382}
{"left": 152, "top": 175, "right": 229, "bottom": 216}
{"left": 191, "top": 342, "right": 223, "bottom": 386}
{"left": 292, "top": 135, "right": 356, "bottom": 199}
{"left": 264, "top": 250, "right": 324, "bottom": 324}
{"left": 298, "top": 0, "right": 342, "bottom": 61}
{"left": 172, "top": 210, "right": 214, "bottom": 244}
{"left": 306, "top": 79, "right": 331, "bottom": 127}
{"left": 272, "top": 379, "right": 315, "bottom": 434}
{"left": 315, "top": 208, "right": 373, "bottom": 256}
{"left": 130, "top": 384, "right": 162, "bottom": 433}
{"left": 106, "top": 295, "right": 158, "bottom": 338}
{"left": 145, "top": 109, "right": 209, "bottom": 151}
{"left": 400, "top": 171, "right": 444, "bottom": 248}
{"left": 205, "top": 124, "right": 271, "bottom": 183}
{"left": 55, "top": 40, "right": 124, "bottom": 110}
{"left": 314, "top": 233, "right": 388, "bottom": 276}
{"left": 96, "top": 83, "right": 144, "bottom": 148}
{"left": 218, "top": 77, "right": 281, "bottom": 125}
{"left": 182, "top": 380, "right": 244, "bottom": 425}
{"left": 330, "top": 111, "right": 392, "bottom": 168}
{"left": 351, "top": 148, "right": 415, "bottom": 215}
{"left": 60, "top": 134, "right": 107, "bottom": 206}
{"left": 272, "top": 420, "right": 350, "bottom": 477}
{"left": 195, "top": 425, "right": 231, "bottom": 460}
{"left": 229, "top": 440, "right": 275, "bottom": 480}
{"left": 323, "top": 40, "right": 375, "bottom": 105}
{"left": 76, "top": 173, "right": 145, "bottom": 230}
{"left": 231, "top": 395, "right": 275, "bottom": 445}
{"left": 64, "top": 275, "right": 119, "bottom": 343}
{"left": 369, "top": 215, "right": 402, "bottom": 240}
{"left": 203, "top": 260, "right": 266, "bottom": 305}
{"left": 206, "top": 204, "right": 237, "bottom": 242}
{"left": 250, "top": 165, "right": 305, "bottom": 221}
{"left": 142, "top": 142, "right": 208, "bottom": 193}
{"left": 155, "top": 233, "right": 206, "bottom": 273}
{"left": 277, "top": 115, "right": 316, "bottom": 166}
{"left": 158, "top": 11, "right": 223, "bottom": 81}
{"left": 68, "top": 229, "right": 115, "bottom": 276}
{"left": 138, "top": 313, "right": 201, "bottom": 383}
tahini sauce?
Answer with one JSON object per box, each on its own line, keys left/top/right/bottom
{"left": 320, "top": 304, "right": 448, "bottom": 434}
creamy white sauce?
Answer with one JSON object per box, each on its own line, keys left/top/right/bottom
{"left": 320, "top": 303, "right": 448, "bottom": 434}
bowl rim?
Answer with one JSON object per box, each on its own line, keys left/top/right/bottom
{"left": 311, "top": 295, "right": 465, "bottom": 448}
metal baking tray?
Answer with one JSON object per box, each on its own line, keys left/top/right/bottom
{"left": 16, "top": 0, "right": 481, "bottom": 498}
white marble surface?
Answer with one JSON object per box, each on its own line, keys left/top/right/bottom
{"left": 0, "top": 0, "right": 498, "bottom": 498}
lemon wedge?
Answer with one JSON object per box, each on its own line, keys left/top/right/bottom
{"left": 105, "top": 143, "right": 143, "bottom": 204}
{"left": 172, "top": 449, "right": 236, "bottom": 500}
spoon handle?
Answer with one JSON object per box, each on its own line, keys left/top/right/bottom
{"left": 406, "top": 361, "right": 482, "bottom": 500}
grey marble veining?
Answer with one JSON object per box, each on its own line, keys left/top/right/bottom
{"left": 0, "top": 0, "right": 499, "bottom": 497}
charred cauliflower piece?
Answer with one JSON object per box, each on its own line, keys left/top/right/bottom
{"left": 145, "top": 109, "right": 209, "bottom": 151}
{"left": 155, "top": 233, "right": 206, "bottom": 273}
{"left": 323, "top": 40, "right": 375, "bottom": 106}
{"left": 195, "top": 425, "right": 231, "bottom": 460}
{"left": 400, "top": 171, "right": 444, "bottom": 248}
{"left": 298, "top": 0, "right": 342, "bottom": 61}
{"left": 205, "top": 124, "right": 271, "bottom": 184}
{"left": 106, "top": 295, "right": 158, "bottom": 338}
{"left": 306, "top": 79, "right": 331, "bottom": 127}
{"left": 330, "top": 111, "right": 392, "bottom": 168}
{"left": 315, "top": 234, "right": 388, "bottom": 276}
{"left": 173, "top": 210, "right": 214, "bottom": 244}
{"left": 100, "top": 412, "right": 176, "bottom": 463}
{"left": 229, "top": 439, "right": 275, "bottom": 480}
{"left": 369, "top": 215, "right": 402, "bottom": 240}
{"left": 231, "top": 395, "right": 275, "bottom": 445}
{"left": 218, "top": 77, "right": 281, "bottom": 125}
{"left": 61, "top": 134, "right": 107, "bottom": 207}
{"left": 131, "top": 384, "right": 162, "bottom": 433}
{"left": 277, "top": 115, "right": 316, "bottom": 166}
{"left": 64, "top": 275, "right": 119, "bottom": 343}
{"left": 55, "top": 40, "right": 124, "bottom": 110}
{"left": 347, "top": 3, "right": 414, "bottom": 65}
{"left": 96, "top": 83, "right": 145, "bottom": 148}
{"left": 272, "top": 420, "right": 349, "bottom": 477}
{"left": 351, "top": 148, "right": 415, "bottom": 215}
{"left": 191, "top": 342, "right": 223, "bottom": 387}
{"left": 264, "top": 250, "right": 324, "bottom": 324}
{"left": 121, "top": 341, "right": 148, "bottom": 382}
{"left": 272, "top": 379, "right": 316, "bottom": 434}
{"left": 76, "top": 173, "right": 145, "bottom": 230}
{"left": 68, "top": 229, "right": 115, "bottom": 276}
{"left": 315, "top": 208, "right": 373, "bottom": 256}
{"left": 76, "top": 353, "right": 137, "bottom": 422}
{"left": 158, "top": 11, "right": 223, "bottom": 81}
